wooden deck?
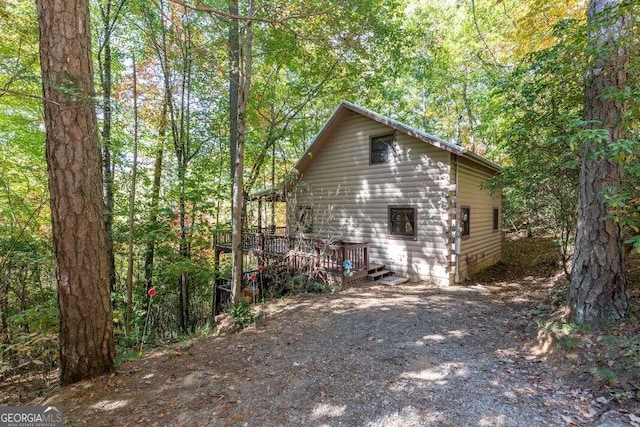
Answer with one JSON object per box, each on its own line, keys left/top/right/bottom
{"left": 213, "top": 228, "right": 370, "bottom": 284}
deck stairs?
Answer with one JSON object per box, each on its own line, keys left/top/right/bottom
{"left": 366, "top": 263, "right": 408, "bottom": 285}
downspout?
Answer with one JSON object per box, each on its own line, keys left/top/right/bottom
{"left": 454, "top": 154, "right": 461, "bottom": 283}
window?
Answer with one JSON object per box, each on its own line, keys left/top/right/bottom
{"left": 296, "top": 206, "right": 312, "bottom": 232}
{"left": 460, "top": 207, "right": 470, "bottom": 237}
{"left": 493, "top": 208, "right": 499, "bottom": 231}
{"left": 389, "top": 206, "right": 417, "bottom": 239}
{"left": 370, "top": 134, "right": 395, "bottom": 164}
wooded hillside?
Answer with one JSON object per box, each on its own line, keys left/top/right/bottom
{"left": 0, "top": 0, "right": 638, "bottom": 392}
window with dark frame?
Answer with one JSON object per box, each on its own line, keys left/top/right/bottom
{"left": 461, "top": 207, "right": 470, "bottom": 236}
{"left": 493, "top": 208, "right": 499, "bottom": 230}
{"left": 389, "top": 206, "right": 417, "bottom": 239}
{"left": 370, "top": 134, "right": 395, "bottom": 164}
{"left": 296, "top": 206, "right": 312, "bottom": 232}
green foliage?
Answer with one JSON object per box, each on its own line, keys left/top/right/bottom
{"left": 595, "top": 367, "right": 618, "bottom": 386}
{"left": 542, "top": 320, "right": 587, "bottom": 350}
{"left": 114, "top": 350, "right": 143, "bottom": 368}
{"left": 2, "top": 0, "right": 639, "bottom": 397}
{"left": 9, "top": 298, "right": 58, "bottom": 334}
{"left": 601, "top": 137, "right": 640, "bottom": 252}
{"left": 228, "top": 301, "right": 255, "bottom": 330}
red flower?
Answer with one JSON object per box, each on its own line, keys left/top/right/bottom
{"left": 257, "top": 265, "right": 264, "bottom": 272}
{"left": 148, "top": 288, "right": 156, "bottom": 297}
{"left": 250, "top": 274, "right": 257, "bottom": 282}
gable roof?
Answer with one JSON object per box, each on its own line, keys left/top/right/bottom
{"left": 293, "top": 101, "right": 501, "bottom": 176}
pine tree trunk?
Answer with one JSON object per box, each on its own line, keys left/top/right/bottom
{"left": 569, "top": 0, "right": 629, "bottom": 326}
{"left": 37, "top": 0, "right": 115, "bottom": 384}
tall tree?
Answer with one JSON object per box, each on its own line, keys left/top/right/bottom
{"left": 569, "top": 0, "right": 629, "bottom": 325}
{"left": 228, "top": 0, "right": 239, "bottom": 181}
{"left": 231, "top": 0, "right": 254, "bottom": 302}
{"left": 36, "top": 0, "right": 115, "bottom": 384}
{"left": 143, "top": 97, "right": 167, "bottom": 293}
{"left": 97, "top": 0, "right": 126, "bottom": 292}
{"left": 143, "top": 0, "right": 201, "bottom": 332}
{"left": 125, "top": 55, "right": 140, "bottom": 335}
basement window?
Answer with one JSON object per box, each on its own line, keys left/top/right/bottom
{"left": 461, "top": 206, "right": 470, "bottom": 237}
{"left": 389, "top": 206, "right": 417, "bottom": 239}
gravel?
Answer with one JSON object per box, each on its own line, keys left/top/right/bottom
{"left": 44, "top": 281, "right": 604, "bottom": 426}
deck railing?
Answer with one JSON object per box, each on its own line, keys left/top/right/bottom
{"left": 283, "top": 240, "right": 369, "bottom": 276}
{"left": 213, "top": 229, "right": 369, "bottom": 310}
{"left": 215, "top": 229, "right": 368, "bottom": 272}
{"left": 213, "top": 227, "right": 288, "bottom": 253}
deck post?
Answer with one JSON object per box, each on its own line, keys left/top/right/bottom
{"left": 364, "top": 243, "right": 369, "bottom": 270}
{"left": 257, "top": 232, "right": 264, "bottom": 252}
{"left": 313, "top": 245, "right": 320, "bottom": 273}
{"left": 212, "top": 247, "right": 221, "bottom": 318}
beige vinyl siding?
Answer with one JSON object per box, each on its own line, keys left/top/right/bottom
{"left": 293, "top": 110, "right": 452, "bottom": 284}
{"left": 455, "top": 156, "right": 502, "bottom": 281}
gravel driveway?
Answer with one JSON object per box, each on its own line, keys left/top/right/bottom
{"left": 46, "top": 280, "right": 602, "bottom": 426}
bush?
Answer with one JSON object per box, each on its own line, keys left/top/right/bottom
{"left": 228, "top": 300, "right": 255, "bottom": 329}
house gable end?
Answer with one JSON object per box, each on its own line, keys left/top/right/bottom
{"left": 293, "top": 101, "right": 499, "bottom": 180}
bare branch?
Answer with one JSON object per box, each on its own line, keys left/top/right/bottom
{"left": 0, "top": 88, "right": 60, "bottom": 105}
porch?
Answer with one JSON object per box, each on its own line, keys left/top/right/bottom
{"left": 212, "top": 228, "right": 371, "bottom": 313}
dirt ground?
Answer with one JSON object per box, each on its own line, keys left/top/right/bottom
{"left": 34, "top": 239, "right": 639, "bottom": 426}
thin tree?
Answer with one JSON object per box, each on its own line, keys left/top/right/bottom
{"left": 126, "top": 55, "right": 140, "bottom": 334}
{"left": 230, "top": 0, "right": 254, "bottom": 302}
{"left": 143, "top": 0, "right": 196, "bottom": 332}
{"left": 143, "top": 97, "right": 167, "bottom": 293}
{"left": 569, "top": 0, "right": 630, "bottom": 325}
{"left": 228, "top": 0, "right": 239, "bottom": 181}
{"left": 37, "top": 0, "right": 115, "bottom": 384}
{"left": 97, "top": 0, "right": 126, "bottom": 292}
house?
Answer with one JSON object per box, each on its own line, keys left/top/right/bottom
{"left": 286, "top": 101, "right": 502, "bottom": 286}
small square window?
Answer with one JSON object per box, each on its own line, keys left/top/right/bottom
{"left": 296, "top": 206, "right": 312, "bottom": 232}
{"left": 461, "top": 207, "right": 470, "bottom": 236}
{"left": 389, "top": 206, "right": 417, "bottom": 239}
{"left": 493, "top": 208, "right": 499, "bottom": 230}
{"left": 370, "top": 134, "right": 395, "bottom": 164}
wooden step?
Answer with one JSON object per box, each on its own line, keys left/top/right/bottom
{"left": 367, "top": 269, "right": 392, "bottom": 280}
{"left": 367, "top": 263, "right": 385, "bottom": 273}
{"left": 378, "top": 276, "right": 409, "bottom": 286}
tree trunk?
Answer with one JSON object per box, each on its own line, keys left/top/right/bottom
{"left": 125, "top": 55, "right": 139, "bottom": 335}
{"left": 177, "top": 23, "right": 193, "bottom": 333}
{"left": 143, "top": 97, "right": 166, "bottom": 292}
{"left": 37, "top": 0, "right": 115, "bottom": 384}
{"left": 99, "top": 0, "right": 117, "bottom": 292}
{"left": 0, "top": 273, "right": 8, "bottom": 354}
{"left": 228, "top": 0, "right": 239, "bottom": 181}
{"left": 231, "top": 0, "right": 254, "bottom": 302}
{"left": 569, "top": 0, "right": 629, "bottom": 326}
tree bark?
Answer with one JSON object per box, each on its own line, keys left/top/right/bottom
{"left": 228, "top": 0, "right": 240, "bottom": 181}
{"left": 569, "top": 0, "right": 629, "bottom": 326}
{"left": 143, "top": 97, "right": 167, "bottom": 293}
{"left": 98, "top": 0, "right": 118, "bottom": 292}
{"left": 231, "top": 0, "right": 254, "bottom": 302}
{"left": 125, "top": 55, "right": 139, "bottom": 335}
{"left": 37, "top": 0, "right": 115, "bottom": 384}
